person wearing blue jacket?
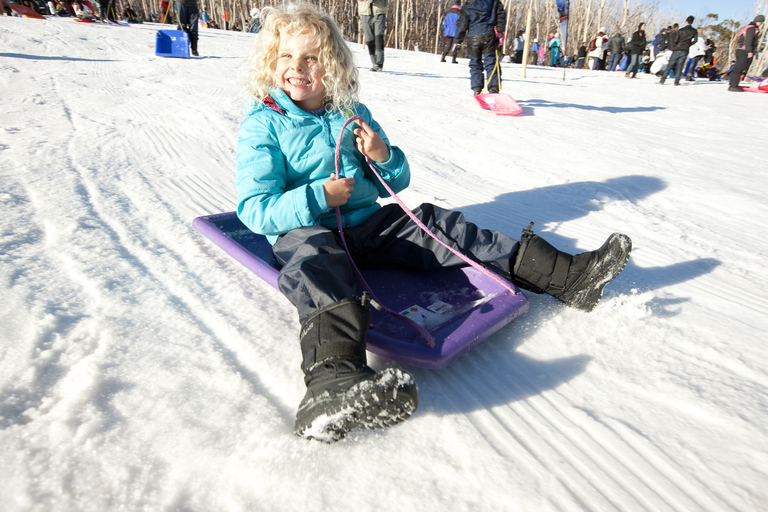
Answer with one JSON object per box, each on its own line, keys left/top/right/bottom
{"left": 457, "top": 0, "right": 507, "bottom": 94}
{"left": 236, "top": 4, "right": 632, "bottom": 443}
{"left": 441, "top": 3, "right": 464, "bottom": 63}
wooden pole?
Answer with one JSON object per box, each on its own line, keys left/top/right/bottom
{"left": 521, "top": 5, "right": 533, "bottom": 78}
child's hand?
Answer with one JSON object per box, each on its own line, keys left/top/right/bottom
{"left": 323, "top": 173, "right": 355, "bottom": 207}
{"left": 353, "top": 120, "right": 390, "bottom": 163}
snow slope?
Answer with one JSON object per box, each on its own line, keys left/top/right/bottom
{"left": 2, "top": 16, "right": 768, "bottom": 511}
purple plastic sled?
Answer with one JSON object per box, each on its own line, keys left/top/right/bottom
{"left": 193, "top": 212, "right": 528, "bottom": 369}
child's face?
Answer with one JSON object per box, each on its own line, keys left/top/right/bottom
{"left": 275, "top": 29, "right": 326, "bottom": 111}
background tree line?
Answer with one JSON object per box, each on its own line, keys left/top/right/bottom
{"left": 125, "top": 0, "right": 766, "bottom": 75}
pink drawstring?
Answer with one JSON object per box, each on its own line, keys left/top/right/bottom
{"left": 333, "top": 116, "right": 518, "bottom": 348}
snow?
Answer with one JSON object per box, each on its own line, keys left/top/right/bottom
{"left": 2, "top": 16, "right": 768, "bottom": 511}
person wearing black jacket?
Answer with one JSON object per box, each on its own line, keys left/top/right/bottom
{"left": 175, "top": 0, "right": 200, "bottom": 56}
{"left": 729, "top": 15, "right": 765, "bottom": 92}
{"left": 625, "top": 23, "right": 647, "bottom": 78}
{"left": 658, "top": 16, "right": 698, "bottom": 85}
{"left": 576, "top": 42, "right": 587, "bottom": 68}
{"left": 607, "top": 32, "right": 625, "bottom": 71}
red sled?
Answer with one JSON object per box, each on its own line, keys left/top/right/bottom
{"left": 474, "top": 93, "right": 523, "bottom": 116}
{"left": 745, "top": 77, "right": 768, "bottom": 93}
{"left": 10, "top": 4, "right": 45, "bottom": 18}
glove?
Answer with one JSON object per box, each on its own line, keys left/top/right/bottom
{"left": 498, "top": 32, "right": 505, "bottom": 47}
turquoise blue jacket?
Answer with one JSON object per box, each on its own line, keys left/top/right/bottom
{"left": 236, "top": 88, "right": 410, "bottom": 244}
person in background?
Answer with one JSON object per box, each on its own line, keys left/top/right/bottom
{"left": 728, "top": 15, "right": 765, "bottom": 92}
{"left": 685, "top": 31, "right": 708, "bottom": 81}
{"left": 122, "top": 2, "right": 138, "bottom": 22}
{"left": 457, "top": 0, "right": 507, "bottom": 95}
{"left": 651, "top": 26, "right": 668, "bottom": 61}
{"left": 98, "top": 0, "right": 115, "bottom": 20}
{"left": 548, "top": 32, "right": 561, "bottom": 66}
{"left": 247, "top": 5, "right": 261, "bottom": 33}
{"left": 358, "top": 0, "right": 388, "bottom": 71}
{"left": 174, "top": 0, "right": 200, "bottom": 56}
{"left": 513, "top": 29, "right": 525, "bottom": 64}
{"left": 657, "top": 16, "right": 697, "bottom": 86}
{"left": 607, "top": 31, "right": 625, "bottom": 71}
{"left": 587, "top": 30, "right": 606, "bottom": 70}
{"left": 538, "top": 36, "right": 546, "bottom": 65}
{"left": 72, "top": 0, "right": 96, "bottom": 19}
{"left": 625, "top": 22, "right": 646, "bottom": 78}
{"left": 576, "top": 41, "right": 587, "bottom": 68}
{"left": 440, "top": 3, "right": 464, "bottom": 63}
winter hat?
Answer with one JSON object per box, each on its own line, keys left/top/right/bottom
{"left": 755, "top": 15, "right": 765, "bottom": 23}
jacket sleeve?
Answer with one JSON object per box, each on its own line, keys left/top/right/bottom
{"left": 236, "top": 114, "right": 330, "bottom": 237}
{"left": 495, "top": 0, "right": 506, "bottom": 34}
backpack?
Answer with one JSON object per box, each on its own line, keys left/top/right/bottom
{"left": 588, "top": 38, "right": 596, "bottom": 51}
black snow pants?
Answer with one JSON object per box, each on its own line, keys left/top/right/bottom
{"left": 272, "top": 203, "right": 520, "bottom": 324}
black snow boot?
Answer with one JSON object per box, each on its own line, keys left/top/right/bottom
{"left": 190, "top": 37, "right": 199, "bottom": 57}
{"left": 294, "top": 296, "right": 418, "bottom": 442}
{"left": 511, "top": 223, "right": 632, "bottom": 312}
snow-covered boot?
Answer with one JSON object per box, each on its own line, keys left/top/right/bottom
{"left": 294, "top": 296, "right": 418, "bottom": 442}
{"left": 511, "top": 223, "right": 632, "bottom": 312}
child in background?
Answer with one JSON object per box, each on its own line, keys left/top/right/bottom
{"left": 236, "top": 3, "right": 632, "bottom": 442}
{"left": 456, "top": 0, "right": 507, "bottom": 94}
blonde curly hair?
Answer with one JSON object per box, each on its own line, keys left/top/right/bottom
{"left": 242, "top": 3, "right": 360, "bottom": 113}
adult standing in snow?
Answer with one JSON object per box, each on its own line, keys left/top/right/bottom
{"left": 247, "top": 5, "right": 261, "bottom": 33}
{"left": 729, "top": 15, "right": 765, "bottom": 92}
{"left": 513, "top": 30, "right": 525, "bottom": 64}
{"left": 587, "top": 30, "right": 606, "bottom": 70}
{"left": 358, "top": 0, "right": 387, "bottom": 71}
{"left": 657, "top": 16, "right": 698, "bottom": 86}
{"left": 98, "top": 0, "right": 116, "bottom": 21}
{"left": 685, "top": 31, "right": 708, "bottom": 81}
{"left": 174, "top": 0, "right": 200, "bottom": 56}
{"left": 548, "top": 33, "right": 561, "bottom": 67}
{"left": 440, "top": 3, "right": 464, "bottom": 63}
{"left": 625, "top": 23, "right": 647, "bottom": 78}
{"left": 576, "top": 41, "right": 587, "bottom": 68}
{"left": 458, "top": 0, "right": 506, "bottom": 95}
{"left": 237, "top": 3, "right": 632, "bottom": 442}
{"left": 607, "top": 31, "right": 625, "bottom": 71}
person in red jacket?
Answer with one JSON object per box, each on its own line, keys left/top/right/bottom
{"left": 729, "top": 15, "right": 765, "bottom": 92}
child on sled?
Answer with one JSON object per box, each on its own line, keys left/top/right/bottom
{"left": 236, "top": 3, "right": 632, "bottom": 442}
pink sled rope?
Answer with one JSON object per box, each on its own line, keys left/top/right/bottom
{"left": 333, "top": 116, "right": 520, "bottom": 348}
